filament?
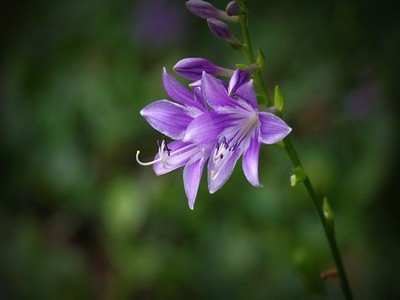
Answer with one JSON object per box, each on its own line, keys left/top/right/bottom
{"left": 136, "top": 150, "right": 161, "bottom": 166}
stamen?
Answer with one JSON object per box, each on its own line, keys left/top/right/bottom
{"left": 163, "top": 140, "right": 171, "bottom": 156}
{"left": 136, "top": 150, "right": 161, "bottom": 166}
{"left": 210, "top": 136, "right": 236, "bottom": 181}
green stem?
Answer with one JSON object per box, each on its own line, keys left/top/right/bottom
{"left": 238, "top": 4, "right": 353, "bottom": 300}
{"left": 239, "top": 13, "right": 271, "bottom": 107}
{"left": 284, "top": 138, "right": 353, "bottom": 300}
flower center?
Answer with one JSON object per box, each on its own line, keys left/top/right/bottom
{"left": 210, "top": 113, "right": 259, "bottom": 181}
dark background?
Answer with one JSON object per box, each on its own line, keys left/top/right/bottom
{"left": 1, "top": 0, "right": 399, "bottom": 299}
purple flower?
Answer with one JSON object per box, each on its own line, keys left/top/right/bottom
{"left": 137, "top": 65, "right": 292, "bottom": 209}
{"left": 184, "top": 72, "right": 292, "bottom": 193}
{"left": 173, "top": 57, "right": 233, "bottom": 80}
{"left": 136, "top": 68, "right": 211, "bottom": 209}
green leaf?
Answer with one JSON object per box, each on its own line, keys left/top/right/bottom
{"left": 256, "top": 48, "right": 265, "bottom": 69}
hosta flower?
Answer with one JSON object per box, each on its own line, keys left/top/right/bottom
{"left": 184, "top": 71, "right": 292, "bottom": 193}
{"left": 136, "top": 68, "right": 211, "bottom": 209}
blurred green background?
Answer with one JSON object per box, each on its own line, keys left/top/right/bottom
{"left": 1, "top": 0, "right": 399, "bottom": 299}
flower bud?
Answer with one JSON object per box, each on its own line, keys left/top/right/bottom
{"left": 225, "top": 1, "right": 240, "bottom": 16}
{"left": 186, "top": 0, "right": 223, "bottom": 19}
{"left": 323, "top": 197, "right": 335, "bottom": 231}
{"left": 274, "top": 85, "right": 285, "bottom": 114}
{"left": 207, "top": 18, "right": 244, "bottom": 51}
{"left": 173, "top": 57, "right": 233, "bottom": 80}
{"left": 207, "top": 18, "right": 232, "bottom": 40}
{"left": 186, "top": 0, "right": 239, "bottom": 22}
{"left": 207, "top": 19, "right": 245, "bottom": 50}
{"left": 290, "top": 167, "right": 307, "bottom": 186}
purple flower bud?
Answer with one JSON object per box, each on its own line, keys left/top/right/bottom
{"left": 207, "top": 18, "right": 245, "bottom": 50}
{"left": 186, "top": 0, "right": 239, "bottom": 22}
{"left": 174, "top": 57, "right": 233, "bottom": 80}
{"left": 207, "top": 18, "right": 233, "bottom": 40}
{"left": 185, "top": 0, "right": 222, "bottom": 19}
{"left": 225, "top": 1, "right": 240, "bottom": 16}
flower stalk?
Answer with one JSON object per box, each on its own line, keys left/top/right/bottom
{"left": 238, "top": 7, "right": 271, "bottom": 107}
{"left": 237, "top": 1, "right": 353, "bottom": 299}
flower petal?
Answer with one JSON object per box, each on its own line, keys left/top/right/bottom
{"left": 193, "top": 87, "right": 207, "bottom": 110}
{"left": 259, "top": 112, "right": 292, "bottom": 144}
{"left": 235, "top": 79, "right": 257, "bottom": 109}
{"left": 153, "top": 141, "right": 197, "bottom": 175}
{"left": 184, "top": 110, "right": 240, "bottom": 144}
{"left": 207, "top": 146, "right": 242, "bottom": 193}
{"left": 201, "top": 72, "right": 233, "bottom": 108}
{"left": 242, "top": 133, "right": 263, "bottom": 187}
{"left": 162, "top": 68, "right": 203, "bottom": 110}
{"left": 141, "top": 100, "right": 193, "bottom": 139}
{"left": 183, "top": 155, "right": 207, "bottom": 209}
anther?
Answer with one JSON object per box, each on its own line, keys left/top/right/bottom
{"left": 162, "top": 136, "right": 171, "bottom": 156}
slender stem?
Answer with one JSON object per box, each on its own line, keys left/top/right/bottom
{"left": 238, "top": 3, "right": 353, "bottom": 299}
{"left": 284, "top": 138, "right": 353, "bottom": 300}
{"left": 239, "top": 13, "right": 271, "bottom": 106}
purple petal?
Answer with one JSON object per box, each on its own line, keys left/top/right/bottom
{"left": 234, "top": 79, "right": 257, "bottom": 109}
{"left": 141, "top": 100, "right": 193, "bottom": 139}
{"left": 162, "top": 68, "right": 203, "bottom": 110}
{"left": 242, "top": 134, "right": 262, "bottom": 187}
{"left": 207, "top": 147, "right": 242, "bottom": 193}
{"left": 184, "top": 110, "right": 241, "bottom": 144}
{"left": 193, "top": 87, "right": 207, "bottom": 110}
{"left": 258, "top": 112, "right": 292, "bottom": 144}
{"left": 153, "top": 141, "right": 197, "bottom": 175}
{"left": 201, "top": 72, "right": 233, "bottom": 108}
{"left": 183, "top": 155, "right": 207, "bottom": 209}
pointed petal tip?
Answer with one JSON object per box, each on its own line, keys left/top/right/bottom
{"left": 259, "top": 112, "right": 293, "bottom": 144}
{"left": 188, "top": 202, "right": 195, "bottom": 210}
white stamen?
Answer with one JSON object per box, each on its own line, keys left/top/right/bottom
{"left": 136, "top": 150, "right": 162, "bottom": 166}
{"left": 136, "top": 140, "right": 201, "bottom": 170}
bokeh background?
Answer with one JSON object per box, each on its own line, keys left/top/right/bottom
{"left": 1, "top": 0, "right": 399, "bottom": 299}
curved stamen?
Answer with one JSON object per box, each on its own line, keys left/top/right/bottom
{"left": 137, "top": 140, "right": 201, "bottom": 171}
{"left": 136, "top": 150, "right": 162, "bottom": 166}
